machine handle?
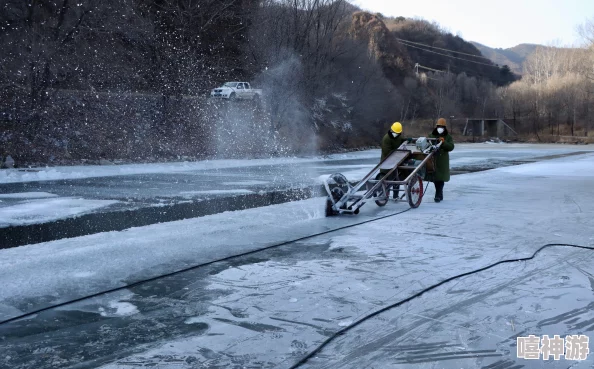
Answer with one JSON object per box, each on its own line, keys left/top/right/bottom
{"left": 409, "top": 137, "right": 440, "bottom": 142}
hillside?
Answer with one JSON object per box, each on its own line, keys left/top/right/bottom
{"left": 470, "top": 42, "right": 540, "bottom": 74}
{"left": 385, "top": 18, "right": 517, "bottom": 86}
{"left": 1, "top": 1, "right": 542, "bottom": 167}
{"left": 348, "top": 12, "right": 411, "bottom": 83}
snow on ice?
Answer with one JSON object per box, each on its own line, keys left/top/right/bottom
{"left": 0, "top": 192, "right": 58, "bottom": 199}
{"left": 0, "top": 197, "right": 119, "bottom": 227}
{"left": 0, "top": 154, "right": 363, "bottom": 184}
{"left": 0, "top": 143, "right": 591, "bottom": 184}
{"left": 179, "top": 189, "right": 253, "bottom": 196}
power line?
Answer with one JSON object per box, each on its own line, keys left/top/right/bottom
{"left": 401, "top": 40, "right": 499, "bottom": 67}
{"left": 398, "top": 41, "right": 502, "bottom": 68}
{"left": 402, "top": 41, "right": 501, "bottom": 69}
{"left": 396, "top": 38, "right": 492, "bottom": 60}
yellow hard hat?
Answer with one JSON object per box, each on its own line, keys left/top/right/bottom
{"left": 436, "top": 118, "right": 447, "bottom": 127}
{"left": 390, "top": 122, "right": 403, "bottom": 134}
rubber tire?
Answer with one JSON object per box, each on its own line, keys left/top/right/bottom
{"left": 229, "top": 92, "right": 236, "bottom": 101}
{"left": 407, "top": 175, "right": 424, "bottom": 208}
{"left": 374, "top": 173, "right": 388, "bottom": 207}
{"left": 325, "top": 198, "right": 336, "bottom": 217}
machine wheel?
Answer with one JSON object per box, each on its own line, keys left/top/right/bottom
{"left": 325, "top": 198, "right": 337, "bottom": 217}
{"left": 229, "top": 92, "right": 237, "bottom": 101}
{"left": 331, "top": 187, "right": 346, "bottom": 204}
{"left": 374, "top": 173, "right": 388, "bottom": 207}
{"left": 324, "top": 173, "right": 349, "bottom": 215}
{"left": 406, "top": 175, "right": 424, "bottom": 208}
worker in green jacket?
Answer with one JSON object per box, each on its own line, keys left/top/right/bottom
{"left": 381, "top": 122, "right": 413, "bottom": 163}
{"left": 428, "top": 118, "right": 455, "bottom": 202}
{"left": 380, "top": 122, "right": 413, "bottom": 199}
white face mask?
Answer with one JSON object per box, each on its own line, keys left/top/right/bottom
{"left": 437, "top": 127, "right": 445, "bottom": 134}
{"left": 391, "top": 132, "right": 399, "bottom": 138}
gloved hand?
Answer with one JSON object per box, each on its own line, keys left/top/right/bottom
{"left": 438, "top": 137, "right": 445, "bottom": 144}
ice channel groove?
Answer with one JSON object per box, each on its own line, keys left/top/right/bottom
{"left": 0, "top": 206, "right": 416, "bottom": 327}
{"left": 287, "top": 243, "right": 594, "bottom": 369}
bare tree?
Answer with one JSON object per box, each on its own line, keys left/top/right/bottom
{"left": 578, "top": 17, "right": 594, "bottom": 47}
{"left": 1, "top": 1, "right": 94, "bottom": 115}
{"left": 428, "top": 72, "right": 456, "bottom": 119}
{"left": 248, "top": 0, "right": 390, "bottom": 140}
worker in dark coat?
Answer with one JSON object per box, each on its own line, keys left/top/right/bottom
{"left": 381, "top": 122, "right": 413, "bottom": 164}
{"left": 428, "top": 118, "right": 455, "bottom": 202}
{"left": 381, "top": 122, "right": 404, "bottom": 162}
{"left": 379, "top": 122, "right": 412, "bottom": 199}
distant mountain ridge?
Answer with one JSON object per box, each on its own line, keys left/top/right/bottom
{"left": 375, "top": 15, "right": 516, "bottom": 86}
{"left": 470, "top": 42, "right": 541, "bottom": 74}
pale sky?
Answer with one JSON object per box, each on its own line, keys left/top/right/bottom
{"left": 352, "top": 0, "right": 594, "bottom": 49}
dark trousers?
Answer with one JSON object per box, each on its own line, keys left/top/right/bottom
{"left": 378, "top": 170, "right": 401, "bottom": 199}
{"left": 434, "top": 181, "right": 444, "bottom": 200}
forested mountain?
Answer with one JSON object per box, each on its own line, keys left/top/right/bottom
{"left": 383, "top": 17, "right": 517, "bottom": 86}
{"left": 0, "top": 1, "right": 592, "bottom": 166}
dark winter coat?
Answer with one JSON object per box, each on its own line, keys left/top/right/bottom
{"left": 380, "top": 132, "right": 405, "bottom": 161}
{"left": 429, "top": 128, "right": 455, "bottom": 182}
{"left": 380, "top": 132, "right": 406, "bottom": 174}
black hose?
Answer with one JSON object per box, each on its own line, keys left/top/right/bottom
{"left": 287, "top": 243, "right": 594, "bottom": 369}
{"left": 0, "top": 205, "right": 417, "bottom": 326}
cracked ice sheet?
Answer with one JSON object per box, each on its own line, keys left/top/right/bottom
{"left": 92, "top": 154, "right": 593, "bottom": 369}
{"left": 1, "top": 153, "right": 593, "bottom": 368}
{"left": 0, "top": 153, "right": 592, "bottom": 312}
{"left": 0, "top": 197, "right": 336, "bottom": 317}
{"left": 0, "top": 197, "right": 119, "bottom": 227}
{"left": 301, "top": 247, "right": 594, "bottom": 369}
{"left": 87, "top": 252, "right": 594, "bottom": 369}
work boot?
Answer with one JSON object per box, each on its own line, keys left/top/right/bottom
{"left": 434, "top": 181, "right": 444, "bottom": 202}
{"left": 393, "top": 185, "right": 400, "bottom": 199}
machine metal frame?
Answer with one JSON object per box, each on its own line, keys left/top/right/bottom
{"left": 325, "top": 138, "right": 442, "bottom": 216}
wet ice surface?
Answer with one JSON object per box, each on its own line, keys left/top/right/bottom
{"left": 1, "top": 150, "right": 594, "bottom": 368}
{"left": 0, "top": 144, "right": 592, "bottom": 228}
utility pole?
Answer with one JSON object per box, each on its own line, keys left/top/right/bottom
{"left": 449, "top": 115, "right": 455, "bottom": 134}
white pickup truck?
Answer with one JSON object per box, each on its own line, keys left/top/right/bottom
{"left": 210, "top": 82, "right": 262, "bottom": 101}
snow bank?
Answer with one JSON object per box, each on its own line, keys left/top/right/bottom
{"left": 222, "top": 180, "right": 269, "bottom": 186}
{"left": 3, "top": 144, "right": 590, "bottom": 185}
{"left": 497, "top": 153, "right": 594, "bottom": 177}
{"left": 179, "top": 189, "right": 253, "bottom": 196}
{"left": 0, "top": 192, "right": 58, "bottom": 199}
{"left": 0, "top": 152, "right": 380, "bottom": 184}
{"left": 0, "top": 197, "right": 119, "bottom": 227}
